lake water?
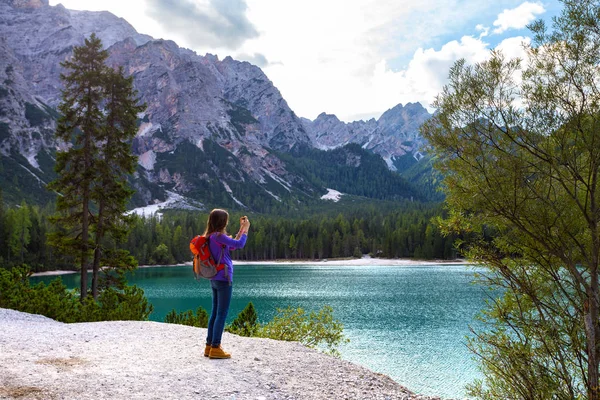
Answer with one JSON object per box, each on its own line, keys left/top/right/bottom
{"left": 32, "top": 264, "right": 487, "bottom": 399}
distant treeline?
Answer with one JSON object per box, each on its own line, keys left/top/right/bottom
{"left": 0, "top": 194, "right": 457, "bottom": 272}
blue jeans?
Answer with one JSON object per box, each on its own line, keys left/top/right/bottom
{"left": 206, "top": 280, "right": 232, "bottom": 346}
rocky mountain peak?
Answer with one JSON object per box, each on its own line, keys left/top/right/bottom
{"left": 315, "top": 112, "right": 340, "bottom": 123}
{"left": 8, "top": 0, "right": 48, "bottom": 9}
{"left": 0, "top": 1, "right": 433, "bottom": 209}
{"left": 303, "top": 102, "right": 432, "bottom": 166}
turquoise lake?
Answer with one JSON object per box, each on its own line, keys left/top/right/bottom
{"left": 32, "top": 264, "right": 487, "bottom": 398}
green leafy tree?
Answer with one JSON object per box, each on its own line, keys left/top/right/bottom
{"left": 421, "top": 1, "right": 600, "bottom": 398}
{"left": 152, "top": 243, "right": 172, "bottom": 265}
{"left": 47, "top": 33, "right": 108, "bottom": 301}
{"left": 258, "top": 305, "right": 348, "bottom": 356}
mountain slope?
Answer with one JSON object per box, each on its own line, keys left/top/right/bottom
{"left": 0, "top": 0, "right": 436, "bottom": 211}
{"left": 302, "top": 102, "right": 432, "bottom": 169}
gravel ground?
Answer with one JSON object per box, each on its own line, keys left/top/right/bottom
{"left": 0, "top": 308, "right": 442, "bottom": 400}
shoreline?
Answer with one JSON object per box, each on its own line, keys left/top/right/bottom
{"left": 0, "top": 308, "right": 442, "bottom": 400}
{"left": 30, "top": 257, "right": 473, "bottom": 277}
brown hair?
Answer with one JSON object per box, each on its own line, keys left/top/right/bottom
{"left": 203, "top": 208, "right": 229, "bottom": 237}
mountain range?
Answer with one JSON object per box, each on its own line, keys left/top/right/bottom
{"left": 0, "top": 0, "right": 436, "bottom": 212}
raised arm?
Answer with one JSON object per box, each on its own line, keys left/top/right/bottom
{"left": 213, "top": 232, "right": 247, "bottom": 249}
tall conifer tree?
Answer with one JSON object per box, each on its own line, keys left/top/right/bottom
{"left": 90, "top": 67, "right": 144, "bottom": 298}
{"left": 49, "top": 34, "right": 144, "bottom": 301}
{"left": 48, "top": 34, "right": 107, "bottom": 301}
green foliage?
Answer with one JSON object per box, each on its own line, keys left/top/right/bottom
{"left": 47, "top": 33, "right": 109, "bottom": 300}
{"left": 0, "top": 150, "right": 57, "bottom": 208}
{"left": 166, "top": 301, "right": 348, "bottom": 356}
{"left": 392, "top": 152, "right": 418, "bottom": 173}
{"left": 278, "top": 144, "right": 427, "bottom": 201}
{"left": 0, "top": 122, "right": 9, "bottom": 142}
{"left": 151, "top": 243, "right": 173, "bottom": 265}
{"left": 0, "top": 86, "right": 9, "bottom": 98}
{"left": 164, "top": 306, "right": 208, "bottom": 328}
{"left": 258, "top": 305, "right": 348, "bottom": 357}
{"left": 123, "top": 204, "right": 457, "bottom": 265}
{"left": 89, "top": 66, "right": 145, "bottom": 298}
{"left": 24, "top": 102, "right": 49, "bottom": 127}
{"left": 227, "top": 102, "right": 258, "bottom": 135}
{"left": 420, "top": 1, "right": 600, "bottom": 398}
{"left": 226, "top": 301, "right": 259, "bottom": 337}
{"left": 47, "top": 34, "right": 144, "bottom": 300}
{"left": 8, "top": 201, "right": 31, "bottom": 263}
{"left": 0, "top": 266, "right": 153, "bottom": 322}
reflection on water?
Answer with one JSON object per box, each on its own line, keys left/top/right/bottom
{"left": 33, "top": 263, "right": 486, "bottom": 398}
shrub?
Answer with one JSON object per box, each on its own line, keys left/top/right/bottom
{"left": 258, "top": 305, "right": 348, "bottom": 356}
{"left": 164, "top": 302, "right": 349, "bottom": 356}
{"left": 164, "top": 306, "right": 208, "bottom": 328}
{"left": 0, "top": 266, "right": 153, "bottom": 322}
{"left": 226, "top": 301, "right": 259, "bottom": 337}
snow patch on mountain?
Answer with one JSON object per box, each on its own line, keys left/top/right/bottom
{"left": 384, "top": 157, "right": 397, "bottom": 172}
{"left": 264, "top": 189, "right": 281, "bottom": 202}
{"left": 19, "top": 164, "right": 47, "bottom": 186}
{"left": 126, "top": 191, "right": 202, "bottom": 217}
{"left": 222, "top": 181, "right": 246, "bottom": 208}
{"left": 321, "top": 188, "right": 343, "bottom": 202}
{"left": 25, "top": 153, "right": 39, "bottom": 170}
{"left": 262, "top": 168, "right": 291, "bottom": 192}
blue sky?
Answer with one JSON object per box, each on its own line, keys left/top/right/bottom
{"left": 50, "top": 0, "right": 562, "bottom": 121}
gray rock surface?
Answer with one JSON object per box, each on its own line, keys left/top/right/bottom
{"left": 302, "top": 103, "right": 432, "bottom": 170}
{"left": 0, "top": 1, "right": 313, "bottom": 208}
{"left": 0, "top": 1, "right": 432, "bottom": 209}
{"left": 0, "top": 308, "right": 442, "bottom": 400}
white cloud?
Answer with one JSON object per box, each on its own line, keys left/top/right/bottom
{"left": 145, "top": 0, "right": 258, "bottom": 50}
{"left": 496, "top": 36, "right": 530, "bottom": 61}
{"left": 476, "top": 24, "right": 490, "bottom": 38}
{"left": 243, "top": 0, "right": 497, "bottom": 121}
{"left": 493, "top": 2, "right": 545, "bottom": 34}
{"left": 48, "top": 0, "right": 547, "bottom": 122}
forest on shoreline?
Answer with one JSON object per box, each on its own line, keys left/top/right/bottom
{"left": 0, "top": 194, "right": 457, "bottom": 273}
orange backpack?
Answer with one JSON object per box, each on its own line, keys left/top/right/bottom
{"left": 189, "top": 235, "right": 227, "bottom": 280}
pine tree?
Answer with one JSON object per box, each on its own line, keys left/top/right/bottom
{"left": 90, "top": 66, "right": 144, "bottom": 299}
{"left": 0, "top": 189, "right": 7, "bottom": 265}
{"left": 48, "top": 34, "right": 108, "bottom": 301}
{"left": 8, "top": 202, "right": 32, "bottom": 264}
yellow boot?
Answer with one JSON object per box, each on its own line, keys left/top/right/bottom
{"left": 209, "top": 345, "right": 231, "bottom": 359}
{"left": 204, "top": 345, "right": 211, "bottom": 357}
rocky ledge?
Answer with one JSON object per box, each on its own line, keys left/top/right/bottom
{"left": 0, "top": 308, "right": 441, "bottom": 400}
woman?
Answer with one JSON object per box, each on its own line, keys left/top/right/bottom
{"left": 203, "top": 208, "right": 250, "bottom": 359}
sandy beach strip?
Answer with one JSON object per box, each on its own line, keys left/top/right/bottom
{"left": 30, "top": 257, "right": 472, "bottom": 276}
